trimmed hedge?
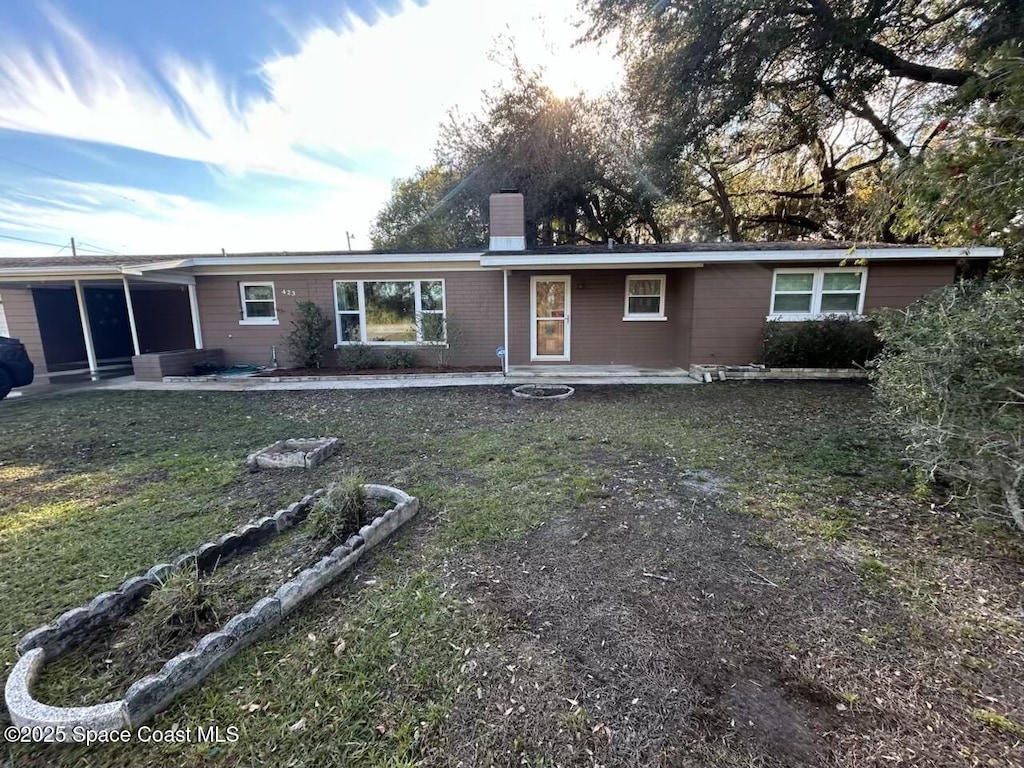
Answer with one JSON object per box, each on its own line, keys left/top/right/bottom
{"left": 763, "top": 316, "right": 881, "bottom": 368}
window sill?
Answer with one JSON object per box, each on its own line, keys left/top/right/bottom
{"left": 622, "top": 316, "right": 668, "bottom": 322}
{"left": 239, "top": 319, "right": 279, "bottom": 326}
{"left": 767, "top": 313, "right": 865, "bottom": 322}
{"left": 335, "top": 342, "right": 449, "bottom": 348}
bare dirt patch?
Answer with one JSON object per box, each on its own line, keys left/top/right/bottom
{"left": 435, "top": 449, "right": 1024, "bottom": 767}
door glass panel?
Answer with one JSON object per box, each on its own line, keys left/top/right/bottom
{"left": 536, "top": 281, "right": 566, "bottom": 318}
{"left": 536, "top": 320, "right": 565, "bottom": 356}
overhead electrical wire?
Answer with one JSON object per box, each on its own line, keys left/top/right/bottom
{"left": 0, "top": 232, "right": 120, "bottom": 255}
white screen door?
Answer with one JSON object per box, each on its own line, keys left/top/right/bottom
{"left": 531, "top": 276, "right": 570, "bottom": 361}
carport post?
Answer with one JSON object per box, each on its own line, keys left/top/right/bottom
{"left": 187, "top": 283, "right": 204, "bottom": 349}
{"left": 121, "top": 277, "right": 141, "bottom": 356}
{"left": 73, "top": 279, "right": 99, "bottom": 379}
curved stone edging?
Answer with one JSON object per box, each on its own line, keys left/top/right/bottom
{"left": 511, "top": 384, "right": 575, "bottom": 400}
{"left": 5, "top": 485, "right": 418, "bottom": 741}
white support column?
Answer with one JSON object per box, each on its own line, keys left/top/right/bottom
{"left": 187, "top": 283, "right": 204, "bottom": 349}
{"left": 502, "top": 269, "right": 509, "bottom": 375}
{"left": 73, "top": 280, "right": 98, "bottom": 379}
{"left": 122, "top": 277, "right": 141, "bottom": 357}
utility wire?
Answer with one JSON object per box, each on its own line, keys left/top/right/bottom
{"left": 0, "top": 232, "right": 119, "bottom": 255}
{"left": 0, "top": 154, "right": 140, "bottom": 205}
{"left": 76, "top": 240, "right": 122, "bottom": 255}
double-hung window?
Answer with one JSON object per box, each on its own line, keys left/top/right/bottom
{"left": 239, "top": 282, "right": 278, "bottom": 324}
{"left": 334, "top": 279, "right": 446, "bottom": 344}
{"left": 770, "top": 268, "right": 867, "bottom": 318}
{"left": 624, "top": 275, "right": 667, "bottom": 320}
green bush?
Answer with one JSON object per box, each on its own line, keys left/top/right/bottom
{"left": 872, "top": 280, "right": 1024, "bottom": 533}
{"left": 382, "top": 347, "right": 417, "bottom": 369}
{"left": 285, "top": 300, "right": 332, "bottom": 368}
{"left": 338, "top": 344, "right": 376, "bottom": 371}
{"left": 763, "top": 316, "right": 881, "bottom": 368}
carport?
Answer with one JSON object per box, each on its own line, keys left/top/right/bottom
{"left": 0, "top": 258, "right": 203, "bottom": 382}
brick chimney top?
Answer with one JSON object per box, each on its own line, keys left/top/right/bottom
{"left": 489, "top": 192, "right": 525, "bottom": 251}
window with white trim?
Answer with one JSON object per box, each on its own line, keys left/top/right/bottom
{"left": 334, "top": 279, "right": 446, "bottom": 344}
{"left": 624, "top": 274, "right": 666, "bottom": 320}
{"left": 770, "top": 268, "right": 867, "bottom": 318}
{"left": 239, "top": 282, "right": 278, "bottom": 324}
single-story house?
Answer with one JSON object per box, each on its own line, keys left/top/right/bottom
{"left": 0, "top": 192, "right": 1002, "bottom": 382}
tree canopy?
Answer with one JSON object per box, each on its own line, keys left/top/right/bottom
{"left": 371, "top": 1, "right": 1024, "bottom": 267}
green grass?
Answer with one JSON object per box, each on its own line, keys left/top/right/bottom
{"left": 0, "top": 382, "right": 1004, "bottom": 767}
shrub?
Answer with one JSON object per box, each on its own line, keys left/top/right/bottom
{"left": 308, "top": 477, "right": 368, "bottom": 546}
{"left": 285, "top": 300, "right": 332, "bottom": 368}
{"left": 382, "top": 347, "right": 417, "bottom": 369}
{"left": 138, "top": 562, "right": 222, "bottom": 642}
{"left": 418, "top": 311, "right": 465, "bottom": 368}
{"left": 763, "top": 316, "right": 881, "bottom": 368}
{"left": 338, "top": 343, "right": 376, "bottom": 371}
{"left": 872, "top": 280, "right": 1024, "bottom": 533}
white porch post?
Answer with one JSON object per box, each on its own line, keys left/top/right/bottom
{"left": 187, "top": 283, "right": 204, "bottom": 349}
{"left": 122, "top": 277, "right": 141, "bottom": 356}
{"left": 73, "top": 280, "right": 99, "bottom": 379}
{"left": 502, "top": 269, "right": 509, "bottom": 375}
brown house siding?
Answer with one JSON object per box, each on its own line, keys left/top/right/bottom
{"left": 863, "top": 261, "right": 956, "bottom": 309}
{"left": 507, "top": 270, "right": 686, "bottom": 367}
{"left": 689, "top": 264, "right": 774, "bottom": 366}
{"left": 195, "top": 270, "right": 503, "bottom": 368}
{"left": 689, "top": 260, "right": 960, "bottom": 366}
{"left": 0, "top": 288, "right": 47, "bottom": 375}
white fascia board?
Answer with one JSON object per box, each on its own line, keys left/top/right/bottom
{"left": 481, "top": 246, "right": 1003, "bottom": 268}
{"left": 186, "top": 252, "right": 484, "bottom": 268}
{"left": 0, "top": 266, "right": 126, "bottom": 280}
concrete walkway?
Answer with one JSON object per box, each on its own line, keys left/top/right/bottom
{"left": 99, "top": 371, "right": 700, "bottom": 392}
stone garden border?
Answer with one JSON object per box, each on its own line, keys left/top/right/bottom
{"left": 5, "top": 484, "right": 419, "bottom": 742}
{"left": 689, "top": 364, "right": 868, "bottom": 382}
{"left": 245, "top": 437, "right": 340, "bottom": 471}
{"left": 511, "top": 383, "right": 575, "bottom": 400}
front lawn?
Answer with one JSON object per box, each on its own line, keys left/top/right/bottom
{"left": 1, "top": 384, "right": 1021, "bottom": 767}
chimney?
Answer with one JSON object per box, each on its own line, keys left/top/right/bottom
{"left": 488, "top": 190, "right": 526, "bottom": 251}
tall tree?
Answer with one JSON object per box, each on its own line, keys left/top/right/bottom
{"left": 369, "top": 166, "right": 485, "bottom": 250}
{"left": 582, "top": 0, "right": 1022, "bottom": 242}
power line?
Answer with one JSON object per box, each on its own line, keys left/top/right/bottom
{"left": 76, "top": 240, "right": 122, "bottom": 255}
{"left": 0, "top": 232, "right": 119, "bottom": 255}
{"left": 0, "top": 154, "right": 140, "bottom": 205}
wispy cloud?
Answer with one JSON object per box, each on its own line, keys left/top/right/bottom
{"left": 0, "top": 0, "right": 622, "bottom": 257}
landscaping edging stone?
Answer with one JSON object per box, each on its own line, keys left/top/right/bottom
{"left": 511, "top": 384, "right": 576, "bottom": 400}
{"left": 245, "top": 437, "right": 340, "bottom": 471}
{"left": 689, "top": 364, "right": 868, "bottom": 382}
{"left": 5, "top": 484, "right": 419, "bottom": 742}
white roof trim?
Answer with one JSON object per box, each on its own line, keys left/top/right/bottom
{"left": 481, "top": 246, "right": 1002, "bottom": 268}
{"left": 184, "top": 252, "right": 484, "bottom": 268}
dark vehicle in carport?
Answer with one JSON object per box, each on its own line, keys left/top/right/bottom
{"left": 0, "top": 336, "right": 34, "bottom": 399}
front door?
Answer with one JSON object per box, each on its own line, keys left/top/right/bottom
{"left": 531, "top": 276, "right": 570, "bottom": 361}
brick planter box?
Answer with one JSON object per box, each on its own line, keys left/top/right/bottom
{"left": 132, "top": 349, "right": 224, "bottom": 382}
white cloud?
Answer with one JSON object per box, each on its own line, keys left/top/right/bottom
{"left": 0, "top": 0, "right": 623, "bottom": 256}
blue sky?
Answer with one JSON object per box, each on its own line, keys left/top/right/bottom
{"left": 0, "top": 0, "right": 620, "bottom": 258}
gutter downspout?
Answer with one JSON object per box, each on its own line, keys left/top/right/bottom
{"left": 73, "top": 279, "right": 99, "bottom": 380}
{"left": 502, "top": 269, "right": 509, "bottom": 376}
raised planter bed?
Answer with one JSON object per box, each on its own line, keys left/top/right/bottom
{"left": 690, "top": 364, "right": 868, "bottom": 382}
{"left": 511, "top": 383, "right": 576, "bottom": 400}
{"left": 5, "top": 484, "right": 419, "bottom": 741}
{"left": 245, "top": 437, "right": 340, "bottom": 470}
